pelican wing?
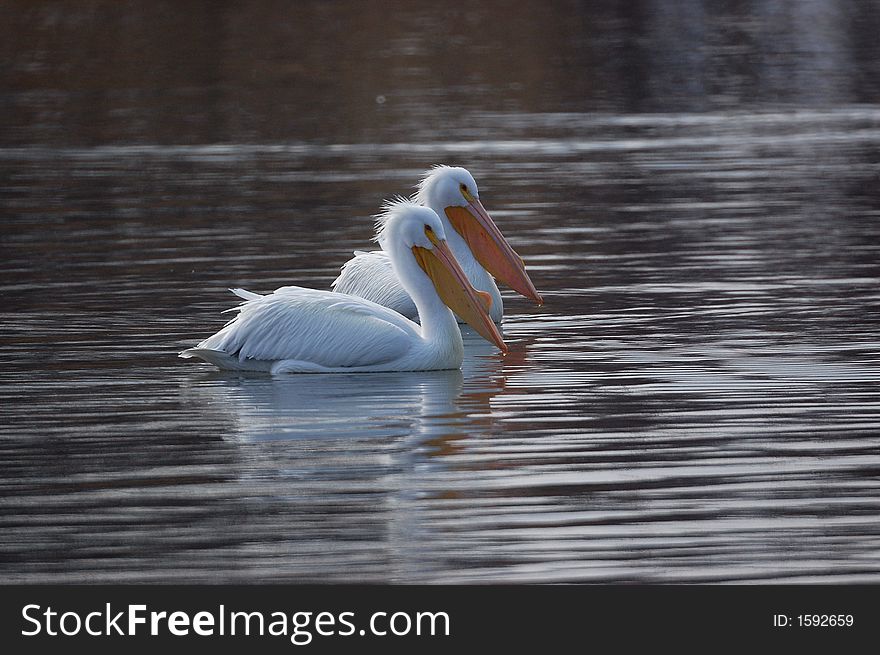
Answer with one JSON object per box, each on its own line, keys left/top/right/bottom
{"left": 195, "top": 287, "right": 419, "bottom": 368}
{"left": 331, "top": 250, "right": 418, "bottom": 320}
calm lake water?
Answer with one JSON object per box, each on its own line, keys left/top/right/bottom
{"left": 2, "top": 1, "right": 880, "bottom": 583}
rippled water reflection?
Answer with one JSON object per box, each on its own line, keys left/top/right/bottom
{"left": 2, "top": 1, "right": 880, "bottom": 583}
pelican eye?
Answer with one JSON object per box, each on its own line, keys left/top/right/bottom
{"left": 459, "top": 183, "right": 468, "bottom": 194}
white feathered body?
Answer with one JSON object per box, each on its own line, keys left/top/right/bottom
{"left": 181, "top": 287, "right": 464, "bottom": 374}
{"left": 180, "top": 203, "right": 478, "bottom": 374}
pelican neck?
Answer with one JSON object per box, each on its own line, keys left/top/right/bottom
{"left": 385, "top": 239, "right": 462, "bottom": 345}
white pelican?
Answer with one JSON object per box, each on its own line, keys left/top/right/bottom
{"left": 179, "top": 201, "right": 506, "bottom": 374}
{"left": 331, "top": 166, "right": 542, "bottom": 323}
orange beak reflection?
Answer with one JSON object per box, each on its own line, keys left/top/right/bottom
{"left": 445, "top": 197, "right": 543, "bottom": 305}
{"left": 413, "top": 230, "right": 508, "bottom": 353}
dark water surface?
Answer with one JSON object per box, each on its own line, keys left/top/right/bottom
{"left": 2, "top": 1, "right": 880, "bottom": 583}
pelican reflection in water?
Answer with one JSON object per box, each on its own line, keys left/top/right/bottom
{"left": 178, "top": 336, "right": 529, "bottom": 579}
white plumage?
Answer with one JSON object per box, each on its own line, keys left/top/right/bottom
{"left": 332, "top": 249, "right": 420, "bottom": 319}
{"left": 183, "top": 287, "right": 416, "bottom": 373}
{"left": 180, "top": 202, "right": 506, "bottom": 374}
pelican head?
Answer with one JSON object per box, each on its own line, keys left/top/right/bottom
{"left": 376, "top": 201, "right": 507, "bottom": 353}
{"left": 415, "top": 165, "right": 543, "bottom": 305}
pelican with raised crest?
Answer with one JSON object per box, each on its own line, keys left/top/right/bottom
{"left": 332, "top": 166, "right": 542, "bottom": 323}
{"left": 180, "top": 201, "right": 506, "bottom": 374}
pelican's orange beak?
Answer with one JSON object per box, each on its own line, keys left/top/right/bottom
{"left": 445, "top": 192, "right": 543, "bottom": 305}
{"left": 413, "top": 228, "right": 508, "bottom": 353}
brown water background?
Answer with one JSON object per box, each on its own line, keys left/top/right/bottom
{"left": 2, "top": 0, "right": 880, "bottom": 582}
